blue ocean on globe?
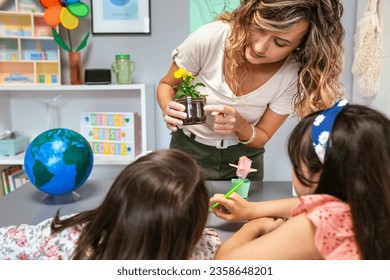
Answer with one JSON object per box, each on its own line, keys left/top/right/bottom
{"left": 24, "top": 128, "right": 93, "bottom": 196}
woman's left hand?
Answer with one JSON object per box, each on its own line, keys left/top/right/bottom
{"left": 204, "top": 105, "right": 244, "bottom": 135}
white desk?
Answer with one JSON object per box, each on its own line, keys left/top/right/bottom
{"left": 0, "top": 180, "right": 292, "bottom": 241}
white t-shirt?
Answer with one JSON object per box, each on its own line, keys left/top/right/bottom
{"left": 173, "top": 21, "right": 299, "bottom": 141}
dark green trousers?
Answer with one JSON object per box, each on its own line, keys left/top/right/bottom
{"left": 170, "top": 129, "right": 264, "bottom": 181}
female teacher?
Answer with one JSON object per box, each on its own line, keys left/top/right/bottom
{"left": 157, "top": 0, "right": 345, "bottom": 180}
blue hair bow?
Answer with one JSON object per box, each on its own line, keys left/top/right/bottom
{"left": 311, "top": 99, "right": 349, "bottom": 163}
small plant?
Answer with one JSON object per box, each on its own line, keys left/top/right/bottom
{"left": 173, "top": 68, "right": 206, "bottom": 99}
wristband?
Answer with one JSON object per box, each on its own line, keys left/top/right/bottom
{"left": 237, "top": 124, "right": 256, "bottom": 145}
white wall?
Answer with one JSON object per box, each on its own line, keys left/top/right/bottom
{"left": 63, "top": 0, "right": 357, "bottom": 181}
{"left": 352, "top": 0, "right": 390, "bottom": 117}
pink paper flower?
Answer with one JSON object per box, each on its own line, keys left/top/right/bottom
{"left": 229, "top": 156, "right": 257, "bottom": 179}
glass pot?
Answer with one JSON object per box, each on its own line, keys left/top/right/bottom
{"left": 175, "top": 96, "right": 207, "bottom": 125}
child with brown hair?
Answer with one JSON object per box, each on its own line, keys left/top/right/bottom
{"left": 0, "top": 149, "right": 221, "bottom": 259}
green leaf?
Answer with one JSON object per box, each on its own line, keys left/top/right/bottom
{"left": 174, "top": 89, "right": 185, "bottom": 99}
{"left": 191, "top": 89, "right": 201, "bottom": 98}
{"left": 76, "top": 32, "right": 90, "bottom": 52}
{"left": 52, "top": 27, "right": 71, "bottom": 52}
{"left": 194, "top": 82, "right": 205, "bottom": 88}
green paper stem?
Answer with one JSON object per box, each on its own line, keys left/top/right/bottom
{"left": 67, "top": 29, "right": 73, "bottom": 52}
{"left": 76, "top": 32, "right": 90, "bottom": 52}
{"left": 52, "top": 27, "right": 71, "bottom": 52}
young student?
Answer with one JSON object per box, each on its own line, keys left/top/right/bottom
{"left": 210, "top": 100, "right": 390, "bottom": 259}
{"left": 0, "top": 149, "right": 221, "bottom": 260}
{"left": 157, "top": 0, "right": 345, "bottom": 180}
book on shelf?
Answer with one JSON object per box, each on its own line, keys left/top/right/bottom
{"left": 9, "top": 169, "right": 28, "bottom": 190}
{"left": 0, "top": 165, "right": 24, "bottom": 196}
{"left": 0, "top": 171, "right": 4, "bottom": 197}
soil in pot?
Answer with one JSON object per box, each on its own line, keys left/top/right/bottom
{"left": 176, "top": 96, "right": 207, "bottom": 125}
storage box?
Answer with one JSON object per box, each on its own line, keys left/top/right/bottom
{"left": 0, "top": 136, "right": 29, "bottom": 156}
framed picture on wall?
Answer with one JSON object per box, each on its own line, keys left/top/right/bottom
{"left": 91, "top": 0, "right": 151, "bottom": 34}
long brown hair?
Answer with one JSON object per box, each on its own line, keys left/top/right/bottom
{"left": 51, "top": 149, "right": 209, "bottom": 259}
{"left": 219, "top": 0, "right": 345, "bottom": 118}
{"left": 288, "top": 105, "right": 390, "bottom": 259}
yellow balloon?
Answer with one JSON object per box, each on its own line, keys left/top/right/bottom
{"left": 60, "top": 8, "right": 79, "bottom": 30}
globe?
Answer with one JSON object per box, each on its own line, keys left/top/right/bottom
{"left": 24, "top": 128, "right": 93, "bottom": 196}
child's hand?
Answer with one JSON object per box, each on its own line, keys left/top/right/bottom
{"left": 209, "top": 192, "right": 255, "bottom": 221}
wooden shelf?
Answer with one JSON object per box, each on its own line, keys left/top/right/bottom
{"left": 0, "top": 84, "right": 150, "bottom": 91}
{"left": 0, "top": 152, "right": 25, "bottom": 165}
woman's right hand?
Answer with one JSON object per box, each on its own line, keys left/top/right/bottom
{"left": 209, "top": 192, "right": 257, "bottom": 222}
{"left": 163, "top": 101, "right": 187, "bottom": 132}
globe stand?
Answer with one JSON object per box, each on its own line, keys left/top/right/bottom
{"left": 41, "top": 191, "right": 81, "bottom": 205}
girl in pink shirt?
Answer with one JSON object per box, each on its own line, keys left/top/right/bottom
{"left": 210, "top": 100, "right": 390, "bottom": 259}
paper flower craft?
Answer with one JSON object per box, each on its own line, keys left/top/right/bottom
{"left": 229, "top": 156, "right": 257, "bottom": 179}
{"left": 40, "top": 0, "right": 90, "bottom": 52}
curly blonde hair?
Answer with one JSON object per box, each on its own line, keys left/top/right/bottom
{"left": 218, "top": 0, "right": 345, "bottom": 118}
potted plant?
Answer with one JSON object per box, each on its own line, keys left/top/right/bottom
{"left": 173, "top": 68, "right": 207, "bottom": 125}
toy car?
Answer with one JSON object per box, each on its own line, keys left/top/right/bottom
{"left": 4, "top": 73, "right": 32, "bottom": 83}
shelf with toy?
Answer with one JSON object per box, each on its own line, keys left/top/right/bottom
{"left": 0, "top": 2, "right": 61, "bottom": 85}
{"left": 0, "top": 0, "right": 45, "bottom": 13}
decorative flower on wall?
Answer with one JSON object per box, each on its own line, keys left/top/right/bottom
{"left": 40, "top": 0, "right": 90, "bottom": 52}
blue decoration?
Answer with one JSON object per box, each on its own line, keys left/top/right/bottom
{"left": 24, "top": 128, "right": 93, "bottom": 196}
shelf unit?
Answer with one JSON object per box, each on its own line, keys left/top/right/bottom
{"left": 0, "top": 84, "right": 156, "bottom": 175}
{"left": 0, "top": 0, "right": 61, "bottom": 85}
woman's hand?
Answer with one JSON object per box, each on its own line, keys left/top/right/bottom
{"left": 209, "top": 192, "right": 257, "bottom": 221}
{"left": 204, "top": 105, "right": 244, "bottom": 135}
{"left": 163, "top": 101, "right": 187, "bottom": 132}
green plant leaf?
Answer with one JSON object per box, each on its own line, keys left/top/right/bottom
{"left": 51, "top": 27, "right": 71, "bottom": 52}
{"left": 191, "top": 89, "right": 201, "bottom": 98}
{"left": 194, "top": 82, "right": 205, "bottom": 88}
{"left": 76, "top": 32, "right": 90, "bottom": 52}
{"left": 174, "top": 89, "right": 186, "bottom": 99}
